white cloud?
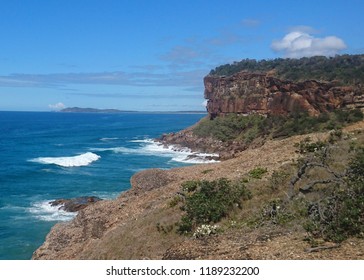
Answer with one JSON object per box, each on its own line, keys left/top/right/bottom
{"left": 49, "top": 102, "right": 66, "bottom": 111}
{"left": 202, "top": 100, "right": 208, "bottom": 107}
{"left": 271, "top": 30, "right": 347, "bottom": 58}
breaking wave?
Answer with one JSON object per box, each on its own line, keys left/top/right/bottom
{"left": 91, "top": 139, "right": 219, "bottom": 164}
{"left": 29, "top": 152, "right": 101, "bottom": 167}
{"left": 27, "top": 200, "right": 76, "bottom": 222}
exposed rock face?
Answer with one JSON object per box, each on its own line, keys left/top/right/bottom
{"left": 130, "top": 168, "right": 173, "bottom": 195}
{"left": 158, "top": 127, "right": 246, "bottom": 160}
{"left": 204, "top": 72, "right": 364, "bottom": 118}
{"left": 50, "top": 196, "right": 102, "bottom": 212}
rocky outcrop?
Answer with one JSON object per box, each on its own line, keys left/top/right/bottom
{"left": 50, "top": 196, "right": 102, "bottom": 212}
{"left": 204, "top": 71, "right": 364, "bottom": 118}
{"left": 130, "top": 168, "right": 173, "bottom": 195}
{"left": 158, "top": 127, "right": 247, "bottom": 160}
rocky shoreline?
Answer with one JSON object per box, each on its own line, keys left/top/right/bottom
{"left": 157, "top": 123, "right": 248, "bottom": 160}
{"left": 32, "top": 120, "right": 364, "bottom": 259}
{"left": 49, "top": 196, "right": 102, "bottom": 212}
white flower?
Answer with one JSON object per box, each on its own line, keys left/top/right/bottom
{"left": 193, "top": 224, "right": 219, "bottom": 238}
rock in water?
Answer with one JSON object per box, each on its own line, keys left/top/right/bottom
{"left": 50, "top": 196, "right": 102, "bottom": 212}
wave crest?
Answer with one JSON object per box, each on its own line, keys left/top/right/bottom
{"left": 30, "top": 152, "right": 100, "bottom": 167}
{"left": 27, "top": 201, "right": 76, "bottom": 222}
{"left": 91, "top": 139, "right": 219, "bottom": 164}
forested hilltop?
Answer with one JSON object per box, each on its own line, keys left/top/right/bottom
{"left": 209, "top": 54, "right": 364, "bottom": 85}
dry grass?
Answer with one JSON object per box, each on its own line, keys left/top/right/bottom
{"left": 33, "top": 121, "right": 364, "bottom": 260}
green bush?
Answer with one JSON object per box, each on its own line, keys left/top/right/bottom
{"left": 295, "top": 138, "right": 327, "bottom": 154}
{"left": 193, "top": 114, "right": 266, "bottom": 142}
{"left": 334, "top": 108, "right": 364, "bottom": 123}
{"left": 305, "top": 148, "right": 364, "bottom": 242}
{"left": 249, "top": 167, "right": 268, "bottom": 179}
{"left": 177, "top": 178, "right": 252, "bottom": 234}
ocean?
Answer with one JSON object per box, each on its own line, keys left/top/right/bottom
{"left": 0, "top": 111, "right": 210, "bottom": 260}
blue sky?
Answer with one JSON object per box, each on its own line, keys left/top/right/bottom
{"left": 1, "top": 0, "right": 363, "bottom": 111}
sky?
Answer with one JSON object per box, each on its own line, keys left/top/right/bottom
{"left": 1, "top": 0, "right": 363, "bottom": 112}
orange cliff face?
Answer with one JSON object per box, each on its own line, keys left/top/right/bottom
{"left": 204, "top": 71, "right": 364, "bottom": 118}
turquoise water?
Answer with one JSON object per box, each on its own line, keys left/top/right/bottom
{"left": 0, "top": 111, "right": 207, "bottom": 259}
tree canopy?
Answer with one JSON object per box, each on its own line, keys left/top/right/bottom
{"left": 209, "top": 54, "right": 364, "bottom": 85}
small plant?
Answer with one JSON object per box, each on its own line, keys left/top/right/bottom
{"left": 169, "top": 195, "right": 182, "bottom": 208}
{"left": 193, "top": 224, "right": 219, "bottom": 239}
{"left": 249, "top": 167, "right": 267, "bottom": 179}
{"left": 295, "top": 138, "right": 327, "bottom": 154}
{"left": 269, "top": 170, "right": 289, "bottom": 191}
{"left": 202, "top": 169, "right": 214, "bottom": 174}
{"left": 328, "top": 129, "right": 343, "bottom": 143}
{"left": 156, "top": 223, "right": 174, "bottom": 234}
{"left": 230, "top": 220, "right": 237, "bottom": 227}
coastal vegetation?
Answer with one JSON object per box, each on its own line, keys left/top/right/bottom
{"left": 172, "top": 129, "right": 364, "bottom": 245}
{"left": 33, "top": 115, "right": 364, "bottom": 259}
{"left": 209, "top": 54, "right": 364, "bottom": 85}
{"left": 176, "top": 178, "right": 252, "bottom": 234}
{"left": 192, "top": 108, "right": 363, "bottom": 143}
{"left": 303, "top": 145, "right": 364, "bottom": 243}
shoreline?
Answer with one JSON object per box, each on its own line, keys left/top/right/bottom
{"left": 32, "top": 120, "right": 364, "bottom": 260}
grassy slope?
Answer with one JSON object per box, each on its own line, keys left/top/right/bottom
{"left": 33, "top": 114, "right": 364, "bottom": 260}
{"left": 54, "top": 120, "right": 364, "bottom": 259}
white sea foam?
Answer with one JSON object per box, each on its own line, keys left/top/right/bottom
{"left": 29, "top": 152, "right": 100, "bottom": 167}
{"left": 28, "top": 201, "right": 76, "bottom": 222}
{"left": 129, "top": 139, "right": 154, "bottom": 143}
{"left": 91, "top": 139, "right": 219, "bottom": 164}
{"left": 100, "top": 137, "right": 118, "bottom": 142}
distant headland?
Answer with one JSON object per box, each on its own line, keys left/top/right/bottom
{"left": 59, "top": 107, "right": 136, "bottom": 113}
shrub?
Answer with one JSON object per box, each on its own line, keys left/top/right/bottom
{"left": 177, "top": 178, "right": 252, "bottom": 234}
{"left": 249, "top": 167, "right": 267, "bottom": 179}
{"left": 295, "top": 138, "right": 327, "bottom": 154}
{"left": 269, "top": 170, "right": 290, "bottom": 191}
{"left": 193, "top": 114, "right": 266, "bottom": 142}
{"left": 304, "top": 147, "right": 364, "bottom": 242}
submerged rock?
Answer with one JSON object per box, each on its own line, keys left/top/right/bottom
{"left": 50, "top": 196, "right": 102, "bottom": 212}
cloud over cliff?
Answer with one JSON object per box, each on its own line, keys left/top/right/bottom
{"left": 271, "top": 30, "right": 347, "bottom": 58}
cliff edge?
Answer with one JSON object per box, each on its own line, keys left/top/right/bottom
{"left": 204, "top": 71, "right": 363, "bottom": 118}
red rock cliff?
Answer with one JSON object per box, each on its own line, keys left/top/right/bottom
{"left": 204, "top": 71, "right": 364, "bottom": 118}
